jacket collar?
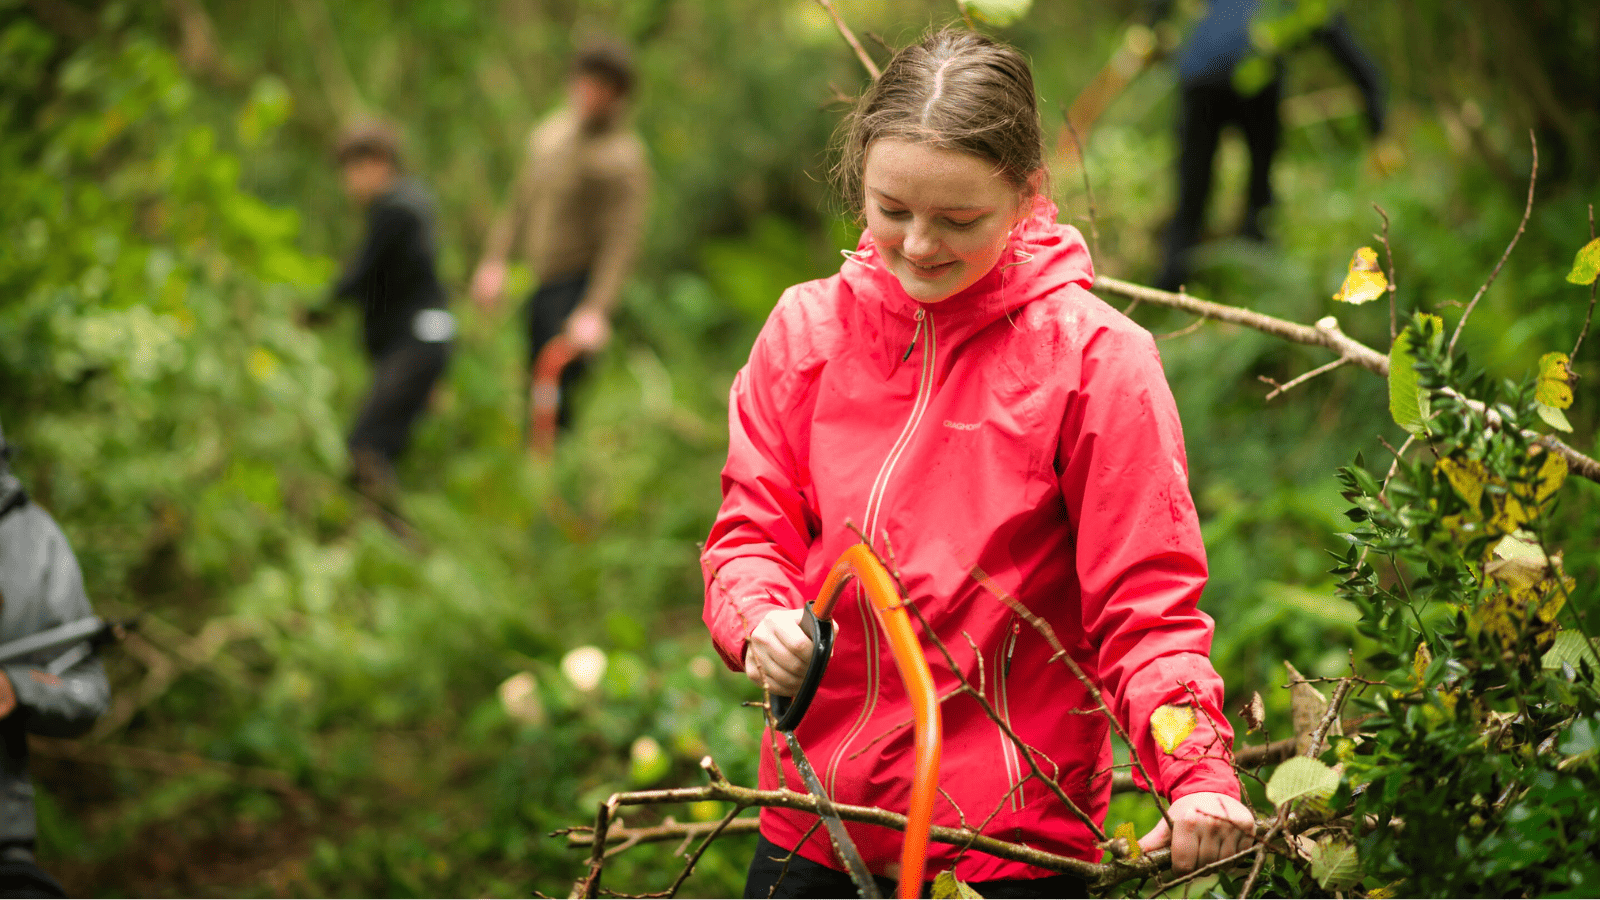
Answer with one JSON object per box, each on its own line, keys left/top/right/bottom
{"left": 838, "top": 196, "right": 1095, "bottom": 351}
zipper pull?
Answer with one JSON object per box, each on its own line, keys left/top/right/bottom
{"left": 1004, "top": 616, "right": 1020, "bottom": 678}
{"left": 901, "top": 309, "right": 926, "bottom": 362}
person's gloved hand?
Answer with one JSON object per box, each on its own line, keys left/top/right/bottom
{"left": 1138, "top": 791, "right": 1257, "bottom": 874}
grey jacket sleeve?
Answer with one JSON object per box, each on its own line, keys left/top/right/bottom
{"left": 0, "top": 505, "right": 110, "bottom": 738}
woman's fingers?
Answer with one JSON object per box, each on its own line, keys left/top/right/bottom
{"left": 744, "top": 608, "right": 817, "bottom": 695}
{"left": 1155, "top": 792, "right": 1258, "bottom": 874}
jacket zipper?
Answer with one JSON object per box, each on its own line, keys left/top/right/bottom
{"left": 825, "top": 308, "right": 937, "bottom": 796}
{"left": 995, "top": 615, "right": 1025, "bottom": 811}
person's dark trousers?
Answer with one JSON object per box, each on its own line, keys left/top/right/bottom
{"left": 1156, "top": 74, "right": 1284, "bottom": 292}
{"left": 347, "top": 336, "right": 450, "bottom": 474}
{"left": 524, "top": 271, "right": 591, "bottom": 430}
{"left": 0, "top": 843, "right": 65, "bottom": 899}
{"left": 743, "top": 834, "right": 1087, "bottom": 899}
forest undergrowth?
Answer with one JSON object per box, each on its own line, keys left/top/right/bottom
{"left": 2, "top": 1, "right": 1597, "bottom": 896}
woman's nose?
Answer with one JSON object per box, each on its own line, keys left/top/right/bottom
{"left": 902, "top": 220, "right": 939, "bottom": 259}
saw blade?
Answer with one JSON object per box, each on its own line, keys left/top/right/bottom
{"left": 784, "top": 731, "right": 882, "bottom": 899}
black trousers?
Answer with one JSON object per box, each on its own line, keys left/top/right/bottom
{"left": 0, "top": 843, "right": 64, "bottom": 899}
{"left": 743, "top": 835, "right": 1087, "bottom": 899}
{"left": 524, "top": 271, "right": 591, "bottom": 430}
{"left": 1157, "top": 75, "right": 1284, "bottom": 292}
{"left": 348, "top": 337, "right": 449, "bottom": 464}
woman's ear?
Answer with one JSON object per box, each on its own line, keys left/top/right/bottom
{"left": 1012, "top": 168, "right": 1046, "bottom": 227}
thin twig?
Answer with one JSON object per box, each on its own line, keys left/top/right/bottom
{"left": 1060, "top": 110, "right": 1100, "bottom": 259}
{"left": 1261, "top": 357, "right": 1349, "bottom": 401}
{"left": 654, "top": 805, "right": 745, "bottom": 898}
{"left": 1239, "top": 839, "right": 1272, "bottom": 899}
{"left": 1157, "top": 316, "right": 1207, "bottom": 341}
{"left": 816, "top": 0, "right": 880, "bottom": 81}
{"left": 1573, "top": 204, "right": 1597, "bottom": 359}
{"left": 1306, "top": 678, "right": 1355, "bottom": 759}
{"left": 1373, "top": 203, "right": 1399, "bottom": 342}
{"left": 563, "top": 817, "right": 761, "bottom": 851}
{"left": 1449, "top": 130, "right": 1537, "bottom": 357}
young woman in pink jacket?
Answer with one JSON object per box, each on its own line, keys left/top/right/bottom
{"left": 702, "top": 28, "right": 1255, "bottom": 898}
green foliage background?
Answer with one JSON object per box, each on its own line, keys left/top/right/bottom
{"left": 1, "top": 0, "right": 1597, "bottom": 895}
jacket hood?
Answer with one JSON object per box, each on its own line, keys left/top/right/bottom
{"left": 839, "top": 195, "right": 1095, "bottom": 349}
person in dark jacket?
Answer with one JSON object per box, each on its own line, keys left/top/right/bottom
{"left": 0, "top": 420, "right": 111, "bottom": 898}
{"left": 329, "top": 122, "right": 454, "bottom": 501}
{"left": 1154, "top": 0, "right": 1386, "bottom": 292}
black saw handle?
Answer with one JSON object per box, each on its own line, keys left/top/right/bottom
{"left": 770, "top": 602, "right": 835, "bottom": 733}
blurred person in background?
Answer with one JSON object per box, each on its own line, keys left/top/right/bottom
{"left": 1153, "top": 0, "right": 1386, "bottom": 292}
{"left": 322, "top": 121, "right": 454, "bottom": 507}
{"left": 471, "top": 39, "right": 651, "bottom": 444}
{"left": 0, "top": 419, "right": 111, "bottom": 898}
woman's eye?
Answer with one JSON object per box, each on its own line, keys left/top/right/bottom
{"left": 946, "top": 218, "right": 981, "bottom": 230}
{"left": 878, "top": 206, "right": 910, "bottom": 220}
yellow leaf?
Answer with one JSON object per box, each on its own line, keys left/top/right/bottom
{"left": 1536, "top": 352, "right": 1575, "bottom": 410}
{"left": 1530, "top": 450, "right": 1568, "bottom": 504}
{"left": 1437, "top": 456, "right": 1487, "bottom": 509}
{"left": 1485, "top": 535, "right": 1549, "bottom": 591}
{"left": 1411, "top": 641, "right": 1433, "bottom": 689}
{"left": 248, "top": 346, "right": 279, "bottom": 382}
{"left": 1113, "top": 821, "right": 1142, "bottom": 860}
{"left": 1151, "top": 703, "right": 1197, "bottom": 754}
{"left": 1333, "top": 247, "right": 1389, "bottom": 304}
{"left": 1567, "top": 237, "right": 1600, "bottom": 286}
{"left": 932, "top": 870, "right": 984, "bottom": 899}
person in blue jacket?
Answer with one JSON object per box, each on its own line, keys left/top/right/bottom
{"left": 0, "top": 420, "right": 111, "bottom": 897}
{"left": 1153, "top": 0, "right": 1386, "bottom": 292}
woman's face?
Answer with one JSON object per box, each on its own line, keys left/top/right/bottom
{"left": 862, "top": 139, "right": 1031, "bottom": 304}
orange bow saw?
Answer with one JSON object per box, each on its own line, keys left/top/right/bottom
{"left": 770, "top": 543, "right": 942, "bottom": 900}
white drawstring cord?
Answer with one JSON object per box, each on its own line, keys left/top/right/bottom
{"left": 841, "top": 248, "right": 879, "bottom": 270}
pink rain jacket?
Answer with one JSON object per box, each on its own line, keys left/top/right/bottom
{"left": 702, "top": 198, "right": 1237, "bottom": 882}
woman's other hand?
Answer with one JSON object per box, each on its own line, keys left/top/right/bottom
{"left": 1138, "top": 790, "right": 1257, "bottom": 874}
{"left": 743, "top": 607, "right": 814, "bottom": 697}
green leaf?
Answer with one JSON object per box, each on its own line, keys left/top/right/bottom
{"left": 1388, "top": 328, "right": 1427, "bottom": 435}
{"left": 1265, "top": 756, "right": 1341, "bottom": 807}
{"left": 960, "top": 0, "right": 1033, "bottom": 27}
{"left": 1537, "top": 403, "right": 1574, "bottom": 432}
{"left": 1542, "top": 631, "right": 1600, "bottom": 671}
{"left": 932, "top": 870, "right": 984, "bottom": 899}
{"left": 1567, "top": 237, "right": 1600, "bottom": 285}
{"left": 1308, "top": 838, "right": 1361, "bottom": 892}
